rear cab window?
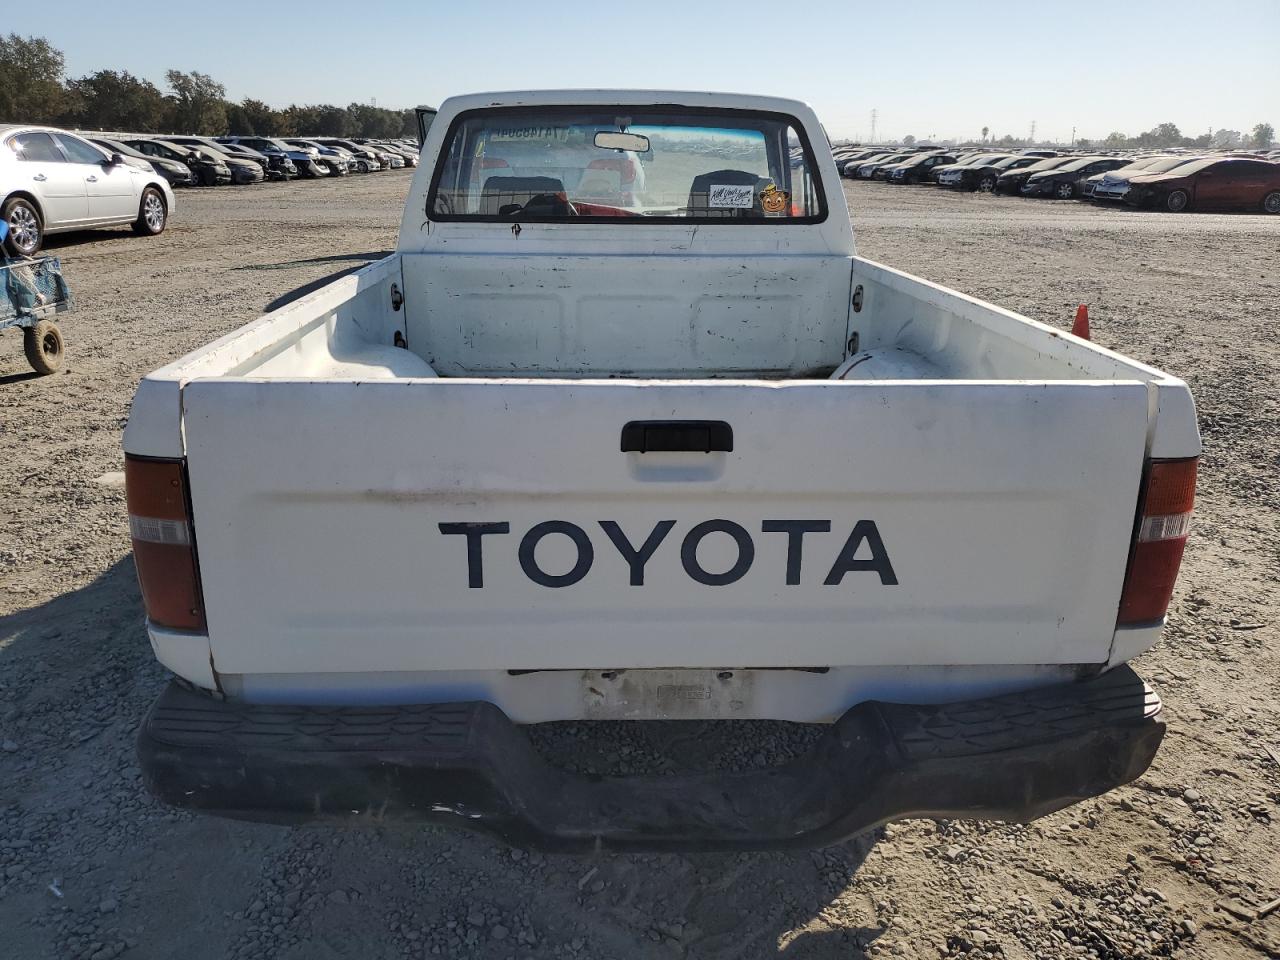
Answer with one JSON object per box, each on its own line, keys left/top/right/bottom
{"left": 428, "top": 107, "right": 826, "bottom": 223}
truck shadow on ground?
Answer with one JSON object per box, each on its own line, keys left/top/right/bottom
{"left": 0, "top": 559, "right": 888, "bottom": 959}
{"left": 359, "top": 820, "right": 888, "bottom": 959}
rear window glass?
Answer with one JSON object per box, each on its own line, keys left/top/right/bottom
{"left": 428, "top": 108, "right": 826, "bottom": 223}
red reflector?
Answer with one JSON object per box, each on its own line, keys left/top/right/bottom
{"left": 1118, "top": 538, "right": 1189, "bottom": 624}
{"left": 125, "top": 457, "right": 206, "bottom": 632}
{"left": 1117, "top": 458, "right": 1197, "bottom": 625}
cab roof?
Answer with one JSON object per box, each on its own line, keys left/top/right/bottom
{"left": 435, "top": 89, "right": 815, "bottom": 117}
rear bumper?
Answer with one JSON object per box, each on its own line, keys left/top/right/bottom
{"left": 138, "top": 667, "right": 1164, "bottom": 852}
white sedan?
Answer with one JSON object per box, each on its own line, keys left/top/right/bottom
{"left": 1, "top": 124, "right": 176, "bottom": 256}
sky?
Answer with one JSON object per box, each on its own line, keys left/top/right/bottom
{"left": 7, "top": 0, "right": 1278, "bottom": 143}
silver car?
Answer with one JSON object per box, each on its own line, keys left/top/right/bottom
{"left": 1, "top": 124, "right": 176, "bottom": 256}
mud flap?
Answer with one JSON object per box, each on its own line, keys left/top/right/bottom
{"left": 138, "top": 667, "right": 1163, "bottom": 852}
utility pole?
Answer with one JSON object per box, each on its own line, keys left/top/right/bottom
{"left": 870, "top": 109, "right": 878, "bottom": 144}
{"left": 1070, "top": 126, "right": 1076, "bottom": 147}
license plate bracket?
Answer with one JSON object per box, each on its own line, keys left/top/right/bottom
{"left": 581, "top": 669, "right": 753, "bottom": 720}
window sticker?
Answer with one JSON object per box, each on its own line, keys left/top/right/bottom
{"left": 760, "top": 183, "right": 790, "bottom": 214}
{"left": 708, "top": 184, "right": 755, "bottom": 208}
{"left": 489, "top": 126, "right": 570, "bottom": 142}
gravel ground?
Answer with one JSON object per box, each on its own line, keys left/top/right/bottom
{"left": 1, "top": 174, "right": 1278, "bottom": 959}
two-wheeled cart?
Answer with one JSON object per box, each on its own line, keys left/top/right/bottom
{"left": 1, "top": 255, "right": 70, "bottom": 375}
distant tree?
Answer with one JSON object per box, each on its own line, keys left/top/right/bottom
{"left": 224, "top": 102, "right": 255, "bottom": 136}
{"left": 1137, "top": 122, "right": 1182, "bottom": 148}
{"left": 314, "top": 105, "right": 353, "bottom": 137}
{"left": 997, "top": 133, "right": 1017, "bottom": 147}
{"left": 66, "top": 70, "right": 166, "bottom": 132}
{"left": 0, "top": 34, "right": 69, "bottom": 124}
{"left": 1252, "top": 122, "right": 1275, "bottom": 148}
{"left": 1212, "top": 128, "right": 1242, "bottom": 149}
{"left": 238, "top": 99, "right": 283, "bottom": 136}
{"left": 981, "top": 125, "right": 989, "bottom": 142}
{"left": 1103, "top": 131, "right": 1129, "bottom": 148}
{"left": 902, "top": 134, "right": 915, "bottom": 146}
{"left": 275, "top": 106, "right": 306, "bottom": 136}
{"left": 165, "top": 69, "right": 228, "bottom": 134}
{"left": 1075, "top": 138, "right": 1093, "bottom": 150}
{"left": 346, "top": 102, "right": 407, "bottom": 138}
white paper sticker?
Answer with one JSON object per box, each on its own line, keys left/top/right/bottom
{"left": 708, "top": 184, "right": 754, "bottom": 208}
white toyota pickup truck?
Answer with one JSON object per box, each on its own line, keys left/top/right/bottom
{"left": 125, "top": 90, "right": 1199, "bottom": 850}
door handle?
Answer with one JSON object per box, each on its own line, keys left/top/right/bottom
{"left": 86, "top": 175, "right": 98, "bottom": 182}
{"left": 621, "top": 420, "right": 733, "bottom": 453}
{"left": 32, "top": 174, "right": 46, "bottom": 182}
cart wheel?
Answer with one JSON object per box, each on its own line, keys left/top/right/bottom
{"left": 24, "top": 320, "right": 64, "bottom": 375}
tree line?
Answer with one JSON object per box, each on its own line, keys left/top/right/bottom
{"left": 894, "top": 119, "right": 1275, "bottom": 151}
{"left": 0, "top": 35, "right": 416, "bottom": 139}
{"left": 957, "top": 121, "right": 1274, "bottom": 151}
{"left": 1086, "top": 122, "right": 1275, "bottom": 151}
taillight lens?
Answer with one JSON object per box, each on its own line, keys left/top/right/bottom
{"left": 1117, "top": 458, "right": 1197, "bottom": 625}
{"left": 125, "top": 456, "right": 206, "bottom": 631}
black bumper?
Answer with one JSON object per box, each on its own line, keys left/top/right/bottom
{"left": 138, "top": 667, "right": 1163, "bottom": 852}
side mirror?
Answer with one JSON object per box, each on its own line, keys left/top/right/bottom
{"left": 109, "top": 153, "right": 126, "bottom": 166}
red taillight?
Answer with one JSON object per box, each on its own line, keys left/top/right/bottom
{"left": 125, "top": 456, "right": 206, "bottom": 631}
{"left": 1117, "top": 458, "right": 1197, "bottom": 625}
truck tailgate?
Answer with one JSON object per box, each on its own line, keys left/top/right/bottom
{"left": 182, "top": 379, "right": 1149, "bottom": 676}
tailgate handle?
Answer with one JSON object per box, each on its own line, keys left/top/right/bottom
{"left": 620, "top": 420, "right": 733, "bottom": 453}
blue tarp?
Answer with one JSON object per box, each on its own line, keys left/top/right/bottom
{"left": 1, "top": 257, "right": 71, "bottom": 323}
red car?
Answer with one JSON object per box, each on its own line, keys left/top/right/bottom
{"left": 1126, "top": 157, "right": 1280, "bottom": 213}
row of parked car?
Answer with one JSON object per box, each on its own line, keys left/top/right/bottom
{"left": 831, "top": 144, "right": 1280, "bottom": 214}
{"left": 83, "top": 132, "right": 419, "bottom": 188}
{"left": 1, "top": 123, "right": 420, "bottom": 256}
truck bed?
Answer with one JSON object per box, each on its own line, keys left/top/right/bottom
{"left": 125, "top": 250, "right": 1196, "bottom": 721}
{"left": 130, "top": 248, "right": 1189, "bottom": 385}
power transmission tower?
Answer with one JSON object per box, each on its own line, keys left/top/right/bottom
{"left": 1029, "top": 120, "right": 1037, "bottom": 145}
{"left": 870, "top": 109, "right": 878, "bottom": 144}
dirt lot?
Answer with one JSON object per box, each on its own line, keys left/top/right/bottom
{"left": 1, "top": 174, "right": 1277, "bottom": 959}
